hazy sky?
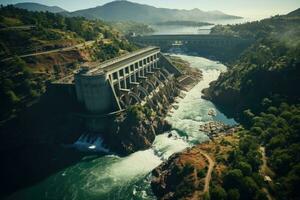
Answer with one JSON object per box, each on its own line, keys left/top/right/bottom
{"left": 1, "top": 0, "right": 299, "bottom": 18}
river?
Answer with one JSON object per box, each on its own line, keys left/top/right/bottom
{"left": 7, "top": 54, "right": 236, "bottom": 200}
{"left": 151, "top": 17, "right": 259, "bottom": 35}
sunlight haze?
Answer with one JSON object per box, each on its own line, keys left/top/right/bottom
{"left": 1, "top": 0, "right": 299, "bottom": 18}
{"left": 0, "top": 0, "right": 300, "bottom": 199}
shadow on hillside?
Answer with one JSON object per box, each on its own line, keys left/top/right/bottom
{"left": 0, "top": 85, "right": 97, "bottom": 198}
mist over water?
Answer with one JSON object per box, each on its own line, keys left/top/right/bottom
{"left": 7, "top": 55, "right": 236, "bottom": 200}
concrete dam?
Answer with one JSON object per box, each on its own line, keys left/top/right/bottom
{"left": 130, "top": 34, "right": 254, "bottom": 61}
{"left": 51, "top": 47, "right": 182, "bottom": 131}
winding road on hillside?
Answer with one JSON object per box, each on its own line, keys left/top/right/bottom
{"left": 201, "top": 151, "right": 214, "bottom": 194}
{"left": 1, "top": 40, "right": 95, "bottom": 62}
{"left": 191, "top": 151, "right": 214, "bottom": 200}
{"left": 260, "top": 147, "right": 274, "bottom": 200}
{"left": 260, "top": 147, "right": 268, "bottom": 175}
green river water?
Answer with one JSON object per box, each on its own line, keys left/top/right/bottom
{"left": 7, "top": 54, "right": 236, "bottom": 200}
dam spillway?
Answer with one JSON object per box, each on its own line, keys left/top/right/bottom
{"left": 52, "top": 47, "right": 182, "bottom": 131}
{"left": 74, "top": 47, "right": 181, "bottom": 113}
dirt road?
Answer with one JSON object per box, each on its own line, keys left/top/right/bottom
{"left": 2, "top": 40, "right": 95, "bottom": 62}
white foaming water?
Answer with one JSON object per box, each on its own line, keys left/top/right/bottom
{"left": 153, "top": 132, "right": 190, "bottom": 160}
{"left": 7, "top": 55, "right": 236, "bottom": 200}
{"left": 74, "top": 134, "right": 109, "bottom": 153}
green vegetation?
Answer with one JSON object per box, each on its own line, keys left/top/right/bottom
{"left": 173, "top": 163, "right": 197, "bottom": 199}
{"left": 227, "top": 188, "right": 240, "bottom": 200}
{"left": 210, "top": 186, "right": 227, "bottom": 200}
{"left": 0, "top": 56, "right": 44, "bottom": 120}
{"left": 197, "top": 167, "right": 207, "bottom": 178}
{"left": 0, "top": 5, "right": 137, "bottom": 120}
{"left": 206, "top": 9, "right": 300, "bottom": 200}
{"left": 211, "top": 15, "right": 300, "bottom": 39}
{"left": 93, "top": 40, "right": 136, "bottom": 61}
{"left": 126, "top": 105, "right": 155, "bottom": 123}
{"left": 177, "top": 163, "right": 195, "bottom": 177}
{"left": 209, "top": 132, "right": 266, "bottom": 200}
{"left": 248, "top": 104, "right": 300, "bottom": 199}
{"left": 206, "top": 12, "right": 300, "bottom": 119}
{"left": 0, "top": 5, "right": 136, "bottom": 58}
{"left": 110, "top": 21, "right": 154, "bottom": 36}
{"left": 208, "top": 35, "right": 300, "bottom": 117}
{"left": 211, "top": 104, "right": 300, "bottom": 200}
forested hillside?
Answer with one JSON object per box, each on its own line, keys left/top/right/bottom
{"left": 0, "top": 5, "right": 135, "bottom": 58}
{"left": 109, "top": 21, "right": 155, "bottom": 36}
{"left": 204, "top": 9, "right": 300, "bottom": 200}
{"left": 0, "top": 5, "right": 136, "bottom": 121}
{"left": 206, "top": 12, "right": 300, "bottom": 118}
{"left": 211, "top": 14, "right": 300, "bottom": 39}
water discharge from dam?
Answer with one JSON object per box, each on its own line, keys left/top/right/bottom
{"left": 7, "top": 55, "right": 236, "bottom": 200}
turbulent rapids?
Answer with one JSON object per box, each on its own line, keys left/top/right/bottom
{"left": 7, "top": 54, "right": 236, "bottom": 200}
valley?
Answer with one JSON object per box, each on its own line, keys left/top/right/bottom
{"left": 0, "top": 1, "right": 299, "bottom": 200}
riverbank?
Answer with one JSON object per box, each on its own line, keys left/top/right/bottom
{"left": 168, "top": 55, "right": 203, "bottom": 91}
{"left": 151, "top": 131, "right": 240, "bottom": 200}
{"left": 199, "top": 121, "right": 242, "bottom": 139}
{"left": 6, "top": 54, "right": 236, "bottom": 200}
{"left": 149, "top": 55, "right": 239, "bottom": 200}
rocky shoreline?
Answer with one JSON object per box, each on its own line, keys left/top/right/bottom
{"left": 151, "top": 146, "right": 209, "bottom": 200}
{"left": 104, "top": 104, "right": 174, "bottom": 155}
{"left": 169, "top": 55, "right": 203, "bottom": 91}
{"left": 199, "top": 121, "right": 241, "bottom": 139}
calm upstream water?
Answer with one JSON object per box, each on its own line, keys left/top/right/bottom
{"left": 7, "top": 55, "right": 236, "bottom": 200}
{"left": 152, "top": 17, "right": 260, "bottom": 35}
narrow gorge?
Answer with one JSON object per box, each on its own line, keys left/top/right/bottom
{"left": 7, "top": 54, "right": 236, "bottom": 200}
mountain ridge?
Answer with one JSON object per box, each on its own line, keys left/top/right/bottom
{"left": 287, "top": 7, "right": 300, "bottom": 16}
{"left": 68, "top": 1, "right": 243, "bottom": 23}
{"left": 12, "top": 1, "right": 242, "bottom": 22}
{"left": 14, "top": 2, "right": 66, "bottom": 13}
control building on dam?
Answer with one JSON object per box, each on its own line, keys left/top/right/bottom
{"left": 52, "top": 47, "right": 182, "bottom": 131}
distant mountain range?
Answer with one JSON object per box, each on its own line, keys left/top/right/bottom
{"left": 69, "top": 1, "right": 242, "bottom": 22}
{"left": 13, "top": 1, "right": 242, "bottom": 23}
{"left": 286, "top": 8, "right": 300, "bottom": 17}
{"left": 14, "top": 2, "right": 66, "bottom": 13}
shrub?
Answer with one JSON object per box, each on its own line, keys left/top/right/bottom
{"left": 197, "top": 168, "right": 206, "bottom": 178}
{"left": 236, "top": 161, "right": 253, "bottom": 176}
{"left": 210, "top": 186, "right": 227, "bottom": 200}
{"left": 227, "top": 188, "right": 240, "bottom": 200}
{"left": 223, "top": 169, "right": 243, "bottom": 190}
